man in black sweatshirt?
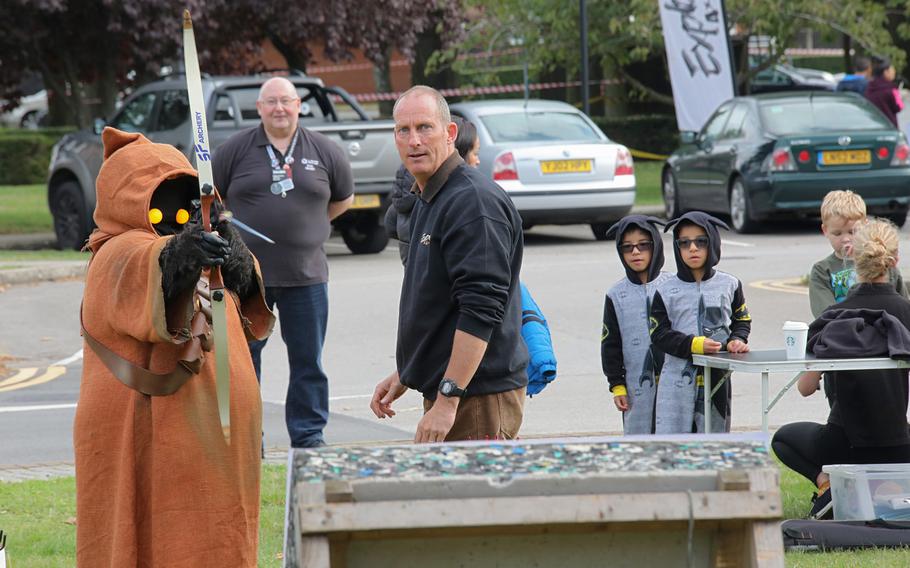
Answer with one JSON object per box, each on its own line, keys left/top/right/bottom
{"left": 369, "top": 86, "right": 528, "bottom": 443}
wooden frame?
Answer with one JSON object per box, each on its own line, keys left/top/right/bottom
{"left": 285, "top": 439, "right": 784, "bottom": 568}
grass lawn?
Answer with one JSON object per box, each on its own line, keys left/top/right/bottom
{"left": 635, "top": 159, "right": 663, "bottom": 206}
{"left": 3, "top": 458, "right": 910, "bottom": 566}
{"left": 0, "top": 184, "right": 52, "bottom": 234}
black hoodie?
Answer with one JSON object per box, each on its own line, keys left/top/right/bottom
{"left": 650, "top": 211, "right": 751, "bottom": 359}
{"left": 601, "top": 215, "right": 669, "bottom": 395}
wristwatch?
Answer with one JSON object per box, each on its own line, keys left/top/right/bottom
{"left": 438, "top": 378, "right": 467, "bottom": 398}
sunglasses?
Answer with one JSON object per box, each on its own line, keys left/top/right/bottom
{"left": 676, "top": 236, "right": 710, "bottom": 250}
{"left": 619, "top": 241, "right": 654, "bottom": 254}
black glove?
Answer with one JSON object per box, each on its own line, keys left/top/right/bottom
{"left": 215, "top": 219, "right": 258, "bottom": 300}
{"left": 159, "top": 222, "right": 230, "bottom": 301}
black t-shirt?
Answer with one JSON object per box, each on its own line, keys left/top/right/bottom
{"left": 212, "top": 125, "right": 354, "bottom": 286}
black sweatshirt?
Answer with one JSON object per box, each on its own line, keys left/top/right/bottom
{"left": 815, "top": 283, "right": 910, "bottom": 447}
{"left": 397, "top": 152, "right": 528, "bottom": 400}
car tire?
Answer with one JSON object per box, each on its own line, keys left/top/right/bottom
{"left": 728, "top": 177, "right": 760, "bottom": 234}
{"left": 340, "top": 212, "right": 389, "bottom": 255}
{"left": 590, "top": 223, "right": 614, "bottom": 241}
{"left": 20, "top": 111, "right": 40, "bottom": 130}
{"left": 888, "top": 210, "right": 907, "bottom": 228}
{"left": 51, "top": 180, "right": 90, "bottom": 250}
{"left": 662, "top": 169, "right": 681, "bottom": 219}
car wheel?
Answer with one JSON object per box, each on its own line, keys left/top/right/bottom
{"left": 591, "top": 223, "right": 613, "bottom": 241}
{"left": 51, "top": 180, "right": 90, "bottom": 250}
{"left": 888, "top": 210, "right": 907, "bottom": 228}
{"left": 728, "top": 178, "right": 760, "bottom": 234}
{"left": 20, "top": 111, "right": 40, "bottom": 130}
{"left": 662, "top": 169, "right": 681, "bottom": 219}
{"left": 340, "top": 212, "right": 389, "bottom": 255}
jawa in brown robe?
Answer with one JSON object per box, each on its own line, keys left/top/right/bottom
{"left": 74, "top": 127, "right": 274, "bottom": 567}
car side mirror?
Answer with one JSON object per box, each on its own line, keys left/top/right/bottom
{"left": 680, "top": 131, "right": 698, "bottom": 145}
{"left": 92, "top": 118, "right": 106, "bottom": 135}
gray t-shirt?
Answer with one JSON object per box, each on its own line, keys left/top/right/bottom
{"left": 808, "top": 252, "right": 908, "bottom": 317}
{"left": 213, "top": 125, "right": 353, "bottom": 286}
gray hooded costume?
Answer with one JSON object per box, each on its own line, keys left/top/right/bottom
{"left": 601, "top": 215, "right": 671, "bottom": 434}
{"left": 650, "top": 212, "right": 751, "bottom": 434}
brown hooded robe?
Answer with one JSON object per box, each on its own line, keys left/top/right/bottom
{"left": 74, "top": 128, "right": 274, "bottom": 567}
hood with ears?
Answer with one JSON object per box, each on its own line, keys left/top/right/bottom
{"left": 605, "top": 215, "right": 665, "bottom": 283}
{"left": 87, "top": 127, "right": 198, "bottom": 253}
{"left": 664, "top": 211, "right": 729, "bottom": 282}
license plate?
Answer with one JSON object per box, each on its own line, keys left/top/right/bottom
{"left": 540, "top": 159, "right": 592, "bottom": 174}
{"left": 819, "top": 150, "right": 871, "bottom": 165}
{"left": 350, "top": 194, "right": 381, "bottom": 209}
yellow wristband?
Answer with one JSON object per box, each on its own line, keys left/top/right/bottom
{"left": 691, "top": 336, "right": 706, "bottom": 355}
{"left": 611, "top": 385, "right": 628, "bottom": 397}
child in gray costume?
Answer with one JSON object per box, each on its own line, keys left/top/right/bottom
{"left": 601, "top": 215, "right": 672, "bottom": 434}
{"left": 650, "top": 212, "right": 752, "bottom": 433}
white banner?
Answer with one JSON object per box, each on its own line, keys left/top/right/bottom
{"left": 658, "top": 0, "right": 736, "bottom": 132}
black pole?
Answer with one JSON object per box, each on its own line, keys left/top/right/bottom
{"left": 580, "top": 0, "right": 590, "bottom": 115}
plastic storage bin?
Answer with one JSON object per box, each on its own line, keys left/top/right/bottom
{"left": 824, "top": 463, "right": 910, "bottom": 521}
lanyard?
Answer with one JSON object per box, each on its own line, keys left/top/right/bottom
{"left": 265, "top": 128, "right": 301, "bottom": 168}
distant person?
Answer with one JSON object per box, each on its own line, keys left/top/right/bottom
{"left": 385, "top": 116, "right": 477, "bottom": 264}
{"left": 649, "top": 212, "right": 752, "bottom": 434}
{"left": 865, "top": 56, "right": 904, "bottom": 126}
{"left": 213, "top": 76, "right": 354, "bottom": 448}
{"left": 836, "top": 56, "right": 871, "bottom": 94}
{"left": 773, "top": 218, "right": 910, "bottom": 520}
{"left": 601, "top": 215, "right": 671, "bottom": 434}
{"left": 370, "top": 86, "right": 528, "bottom": 443}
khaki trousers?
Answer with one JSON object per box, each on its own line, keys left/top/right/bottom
{"left": 423, "top": 386, "right": 525, "bottom": 441}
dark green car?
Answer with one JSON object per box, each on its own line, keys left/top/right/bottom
{"left": 662, "top": 92, "right": 910, "bottom": 232}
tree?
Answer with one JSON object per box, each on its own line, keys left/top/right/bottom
{"left": 449, "top": 0, "right": 903, "bottom": 109}
{"left": 0, "top": 0, "right": 255, "bottom": 127}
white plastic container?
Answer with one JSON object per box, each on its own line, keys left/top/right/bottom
{"left": 782, "top": 321, "right": 809, "bottom": 360}
{"left": 823, "top": 463, "right": 910, "bottom": 520}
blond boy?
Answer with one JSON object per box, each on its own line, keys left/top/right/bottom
{"left": 809, "top": 190, "right": 908, "bottom": 317}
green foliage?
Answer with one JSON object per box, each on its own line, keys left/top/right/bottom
{"left": 453, "top": 0, "right": 905, "bottom": 101}
{"left": 634, "top": 160, "right": 664, "bottom": 206}
{"left": 0, "top": 129, "right": 71, "bottom": 185}
{"left": 593, "top": 114, "right": 679, "bottom": 156}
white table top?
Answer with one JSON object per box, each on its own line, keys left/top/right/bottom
{"left": 693, "top": 349, "right": 910, "bottom": 373}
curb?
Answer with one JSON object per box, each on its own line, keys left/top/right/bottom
{"left": 0, "top": 263, "right": 86, "bottom": 287}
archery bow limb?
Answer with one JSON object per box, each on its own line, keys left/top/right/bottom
{"left": 183, "top": 10, "right": 231, "bottom": 444}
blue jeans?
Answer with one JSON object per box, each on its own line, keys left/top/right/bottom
{"left": 249, "top": 284, "right": 328, "bottom": 447}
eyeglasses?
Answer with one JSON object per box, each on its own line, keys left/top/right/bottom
{"left": 676, "top": 236, "right": 710, "bottom": 250}
{"left": 260, "top": 97, "right": 299, "bottom": 108}
{"left": 619, "top": 241, "right": 654, "bottom": 254}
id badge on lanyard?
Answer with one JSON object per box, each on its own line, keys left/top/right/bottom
{"left": 267, "top": 129, "right": 300, "bottom": 198}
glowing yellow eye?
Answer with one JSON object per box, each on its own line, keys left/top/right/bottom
{"left": 148, "top": 208, "right": 163, "bottom": 224}
{"left": 176, "top": 209, "right": 190, "bottom": 224}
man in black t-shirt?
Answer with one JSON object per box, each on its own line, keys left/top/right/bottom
{"left": 213, "top": 77, "right": 353, "bottom": 448}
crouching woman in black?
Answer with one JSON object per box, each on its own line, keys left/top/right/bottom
{"left": 772, "top": 218, "right": 910, "bottom": 518}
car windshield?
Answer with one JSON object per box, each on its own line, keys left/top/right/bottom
{"left": 759, "top": 98, "right": 893, "bottom": 135}
{"left": 480, "top": 112, "right": 602, "bottom": 143}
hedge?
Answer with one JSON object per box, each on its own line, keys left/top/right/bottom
{"left": 0, "top": 127, "right": 75, "bottom": 185}
{"left": 592, "top": 114, "right": 679, "bottom": 158}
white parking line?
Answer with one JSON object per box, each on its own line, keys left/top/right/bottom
{"left": 722, "top": 239, "right": 755, "bottom": 248}
{"left": 0, "top": 403, "right": 77, "bottom": 414}
{"left": 53, "top": 350, "right": 83, "bottom": 366}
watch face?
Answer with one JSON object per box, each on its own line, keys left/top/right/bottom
{"left": 441, "top": 381, "right": 453, "bottom": 395}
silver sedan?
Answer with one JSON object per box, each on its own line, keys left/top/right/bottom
{"left": 450, "top": 99, "right": 635, "bottom": 240}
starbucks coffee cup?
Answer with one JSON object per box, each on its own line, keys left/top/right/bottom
{"left": 782, "top": 321, "right": 810, "bottom": 360}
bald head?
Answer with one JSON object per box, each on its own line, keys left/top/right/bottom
{"left": 393, "top": 85, "right": 451, "bottom": 125}
{"left": 256, "top": 77, "right": 301, "bottom": 139}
